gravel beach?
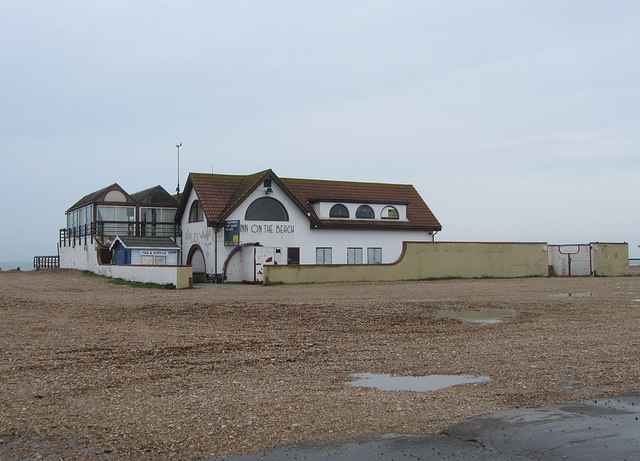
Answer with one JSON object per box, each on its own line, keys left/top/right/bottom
{"left": 1, "top": 268, "right": 639, "bottom": 459}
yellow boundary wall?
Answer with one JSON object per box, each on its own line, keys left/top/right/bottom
{"left": 264, "top": 241, "right": 550, "bottom": 284}
{"left": 592, "top": 242, "right": 629, "bottom": 277}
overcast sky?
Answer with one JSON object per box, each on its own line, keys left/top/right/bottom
{"left": 1, "top": 1, "right": 639, "bottom": 262}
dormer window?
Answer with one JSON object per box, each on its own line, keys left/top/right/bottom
{"left": 356, "top": 205, "right": 375, "bottom": 219}
{"left": 329, "top": 204, "right": 349, "bottom": 218}
{"left": 381, "top": 205, "right": 400, "bottom": 220}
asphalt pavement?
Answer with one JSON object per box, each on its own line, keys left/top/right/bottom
{"left": 218, "top": 391, "right": 640, "bottom": 460}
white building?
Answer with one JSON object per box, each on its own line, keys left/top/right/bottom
{"left": 177, "top": 169, "right": 442, "bottom": 283}
{"left": 60, "top": 183, "right": 180, "bottom": 269}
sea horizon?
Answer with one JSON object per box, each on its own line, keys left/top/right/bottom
{"left": 0, "top": 261, "right": 34, "bottom": 271}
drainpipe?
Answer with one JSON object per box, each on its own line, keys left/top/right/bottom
{"left": 214, "top": 225, "right": 218, "bottom": 277}
{"left": 432, "top": 230, "right": 439, "bottom": 241}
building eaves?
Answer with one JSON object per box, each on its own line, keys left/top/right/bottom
{"left": 66, "top": 183, "right": 125, "bottom": 212}
{"left": 110, "top": 236, "right": 180, "bottom": 250}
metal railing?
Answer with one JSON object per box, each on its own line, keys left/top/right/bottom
{"left": 34, "top": 256, "right": 59, "bottom": 269}
{"left": 60, "top": 221, "right": 181, "bottom": 247}
{"left": 59, "top": 228, "right": 93, "bottom": 247}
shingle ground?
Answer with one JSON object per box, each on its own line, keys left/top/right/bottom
{"left": 1, "top": 269, "right": 638, "bottom": 459}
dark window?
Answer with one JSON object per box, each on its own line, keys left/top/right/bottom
{"left": 356, "top": 205, "right": 375, "bottom": 219}
{"left": 329, "top": 204, "right": 349, "bottom": 218}
{"left": 263, "top": 179, "right": 272, "bottom": 188}
{"left": 189, "top": 200, "right": 204, "bottom": 223}
{"left": 245, "top": 197, "right": 288, "bottom": 221}
{"left": 287, "top": 247, "right": 300, "bottom": 264}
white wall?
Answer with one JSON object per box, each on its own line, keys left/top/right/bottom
{"left": 98, "top": 264, "right": 186, "bottom": 287}
{"left": 180, "top": 187, "right": 220, "bottom": 274}
{"left": 60, "top": 239, "right": 190, "bottom": 288}
{"left": 60, "top": 240, "right": 99, "bottom": 270}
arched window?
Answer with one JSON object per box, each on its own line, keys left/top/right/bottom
{"left": 329, "top": 204, "right": 349, "bottom": 218}
{"left": 356, "top": 205, "right": 375, "bottom": 219}
{"left": 189, "top": 200, "right": 204, "bottom": 223}
{"left": 245, "top": 197, "right": 288, "bottom": 221}
{"left": 381, "top": 205, "right": 399, "bottom": 220}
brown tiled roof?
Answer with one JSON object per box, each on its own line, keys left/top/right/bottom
{"left": 184, "top": 171, "right": 266, "bottom": 224}
{"left": 281, "top": 177, "right": 441, "bottom": 230}
{"left": 177, "top": 170, "right": 441, "bottom": 231}
{"left": 218, "top": 170, "right": 272, "bottom": 219}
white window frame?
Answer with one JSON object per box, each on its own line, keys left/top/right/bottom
{"left": 367, "top": 247, "right": 382, "bottom": 264}
{"left": 316, "top": 247, "right": 332, "bottom": 264}
{"left": 347, "top": 247, "right": 363, "bottom": 264}
{"left": 140, "top": 207, "right": 177, "bottom": 236}
{"left": 97, "top": 205, "right": 135, "bottom": 236}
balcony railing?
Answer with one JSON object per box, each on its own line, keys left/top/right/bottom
{"left": 60, "top": 221, "right": 181, "bottom": 247}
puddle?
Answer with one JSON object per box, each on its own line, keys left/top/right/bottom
{"left": 434, "top": 308, "right": 516, "bottom": 324}
{"left": 549, "top": 291, "right": 594, "bottom": 298}
{"left": 346, "top": 373, "right": 491, "bottom": 392}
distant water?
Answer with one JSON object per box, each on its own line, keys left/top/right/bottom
{"left": 0, "top": 261, "right": 33, "bottom": 271}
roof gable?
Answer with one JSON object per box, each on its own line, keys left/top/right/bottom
{"left": 130, "top": 185, "right": 178, "bottom": 207}
{"left": 176, "top": 172, "right": 261, "bottom": 225}
{"left": 217, "top": 170, "right": 273, "bottom": 221}
{"left": 67, "top": 183, "right": 134, "bottom": 212}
